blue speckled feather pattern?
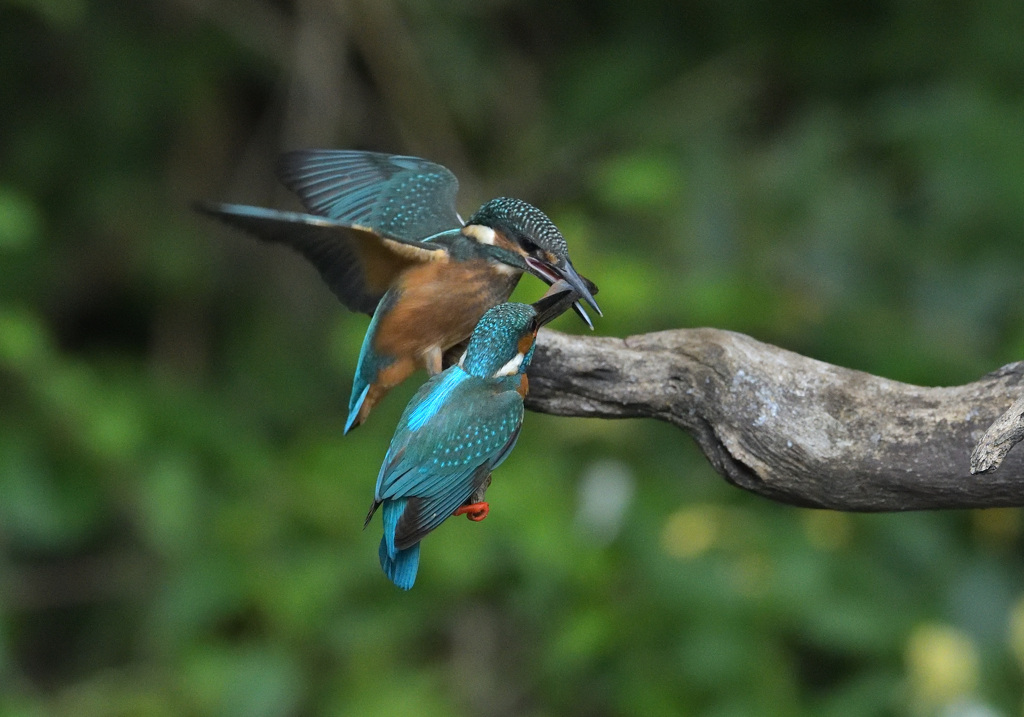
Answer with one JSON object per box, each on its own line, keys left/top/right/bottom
{"left": 467, "top": 197, "right": 568, "bottom": 256}
{"left": 197, "top": 149, "right": 600, "bottom": 439}
{"left": 368, "top": 302, "right": 551, "bottom": 589}
{"left": 462, "top": 303, "right": 536, "bottom": 376}
{"left": 277, "top": 150, "right": 463, "bottom": 241}
{"left": 375, "top": 372, "right": 524, "bottom": 539}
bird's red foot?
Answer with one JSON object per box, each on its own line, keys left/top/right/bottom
{"left": 454, "top": 502, "right": 489, "bottom": 521}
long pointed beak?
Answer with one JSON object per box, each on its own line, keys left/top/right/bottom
{"left": 531, "top": 281, "right": 582, "bottom": 327}
{"left": 524, "top": 256, "right": 602, "bottom": 329}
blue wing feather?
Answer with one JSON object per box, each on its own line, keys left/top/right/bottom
{"left": 373, "top": 373, "right": 524, "bottom": 546}
{"left": 376, "top": 377, "right": 523, "bottom": 499}
{"left": 370, "top": 364, "right": 526, "bottom": 587}
{"left": 392, "top": 466, "right": 492, "bottom": 550}
{"left": 345, "top": 289, "right": 401, "bottom": 433}
{"left": 277, "top": 150, "right": 463, "bottom": 242}
{"left": 194, "top": 201, "right": 444, "bottom": 316}
{"left": 344, "top": 384, "right": 370, "bottom": 435}
{"left": 406, "top": 370, "right": 468, "bottom": 431}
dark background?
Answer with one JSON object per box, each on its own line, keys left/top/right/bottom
{"left": 3, "top": 0, "right": 1024, "bottom": 714}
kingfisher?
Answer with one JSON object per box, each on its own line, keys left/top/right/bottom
{"left": 195, "top": 150, "right": 600, "bottom": 432}
{"left": 365, "top": 283, "right": 580, "bottom": 590}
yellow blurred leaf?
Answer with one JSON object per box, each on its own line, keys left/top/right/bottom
{"left": 905, "top": 623, "right": 978, "bottom": 709}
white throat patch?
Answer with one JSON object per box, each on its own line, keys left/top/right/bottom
{"left": 494, "top": 352, "right": 525, "bottom": 377}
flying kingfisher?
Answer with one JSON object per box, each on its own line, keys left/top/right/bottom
{"left": 365, "top": 284, "right": 580, "bottom": 590}
{"left": 196, "top": 150, "right": 600, "bottom": 432}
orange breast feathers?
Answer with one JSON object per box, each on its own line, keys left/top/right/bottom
{"left": 516, "top": 373, "right": 529, "bottom": 398}
{"left": 374, "top": 260, "right": 519, "bottom": 359}
{"left": 515, "top": 333, "right": 536, "bottom": 398}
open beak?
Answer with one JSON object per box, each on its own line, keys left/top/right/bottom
{"left": 531, "top": 280, "right": 583, "bottom": 327}
{"left": 524, "top": 256, "right": 602, "bottom": 330}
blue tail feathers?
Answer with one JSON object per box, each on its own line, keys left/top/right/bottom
{"left": 345, "top": 383, "right": 370, "bottom": 434}
{"left": 344, "top": 290, "right": 399, "bottom": 434}
{"left": 379, "top": 499, "right": 420, "bottom": 589}
{"left": 378, "top": 537, "right": 420, "bottom": 590}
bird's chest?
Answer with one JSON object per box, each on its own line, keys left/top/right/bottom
{"left": 516, "top": 373, "right": 529, "bottom": 398}
{"left": 375, "top": 260, "right": 521, "bottom": 356}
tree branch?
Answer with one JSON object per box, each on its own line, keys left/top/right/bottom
{"left": 971, "top": 394, "right": 1024, "bottom": 475}
{"left": 526, "top": 327, "right": 1024, "bottom": 511}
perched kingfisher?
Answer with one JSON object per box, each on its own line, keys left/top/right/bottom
{"left": 196, "top": 150, "right": 600, "bottom": 432}
{"left": 365, "top": 284, "right": 580, "bottom": 590}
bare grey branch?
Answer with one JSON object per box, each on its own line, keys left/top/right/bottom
{"left": 526, "top": 328, "right": 1024, "bottom": 511}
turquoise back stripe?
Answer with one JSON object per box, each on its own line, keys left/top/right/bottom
{"left": 406, "top": 369, "right": 468, "bottom": 431}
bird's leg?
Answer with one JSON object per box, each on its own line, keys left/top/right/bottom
{"left": 423, "top": 346, "right": 443, "bottom": 375}
{"left": 454, "top": 472, "right": 492, "bottom": 521}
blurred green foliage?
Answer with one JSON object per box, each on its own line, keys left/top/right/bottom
{"left": 2, "top": 0, "right": 1024, "bottom": 715}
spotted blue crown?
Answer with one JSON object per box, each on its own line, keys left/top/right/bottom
{"left": 467, "top": 198, "right": 568, "bottom": 256}
{"left": 462, "top": 303, "right": 537, "bottom": 377}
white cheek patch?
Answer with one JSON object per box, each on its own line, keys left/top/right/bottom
{"left": 494, "top": 352, "right": 525, "bottom": 377}
{"left": 492, "top": 262, "right": 520, "bottom": 276}
{"left": 463, "top": 224, "right": 497, "bottom": 246}
{"left": 464, "top": 224, "right": 523, "bottom": 276}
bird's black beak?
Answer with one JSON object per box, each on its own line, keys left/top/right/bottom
{"left": 531, "top": 280, "right": 583, "bottom": 327}
{"left": 524, "top": 256, "right": 602, "bottom": 329}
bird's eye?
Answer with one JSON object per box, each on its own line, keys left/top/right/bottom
{"left": 520, "top": 238, "right": 540, "bottom": 254}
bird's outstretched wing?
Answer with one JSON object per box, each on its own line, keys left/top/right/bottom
{"left": 277, "top": 150, "right": 463, "bottom": 241}
{"left": 372, "top": 373, "right": 524, "bottom": 549}
{"left": 195, "top": 202, "right": 450, "bottom": 315}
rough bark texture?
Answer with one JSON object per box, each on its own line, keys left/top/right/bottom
{"left": 526, "top": 327, "right": 1024, "bottom": 511}
{"left": 971, "top": 394, "right": 1024, "bottom": 475}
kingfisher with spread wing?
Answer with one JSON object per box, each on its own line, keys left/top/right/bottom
{"left": 196, "top": 150, "right": 600, "bottom": 432}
